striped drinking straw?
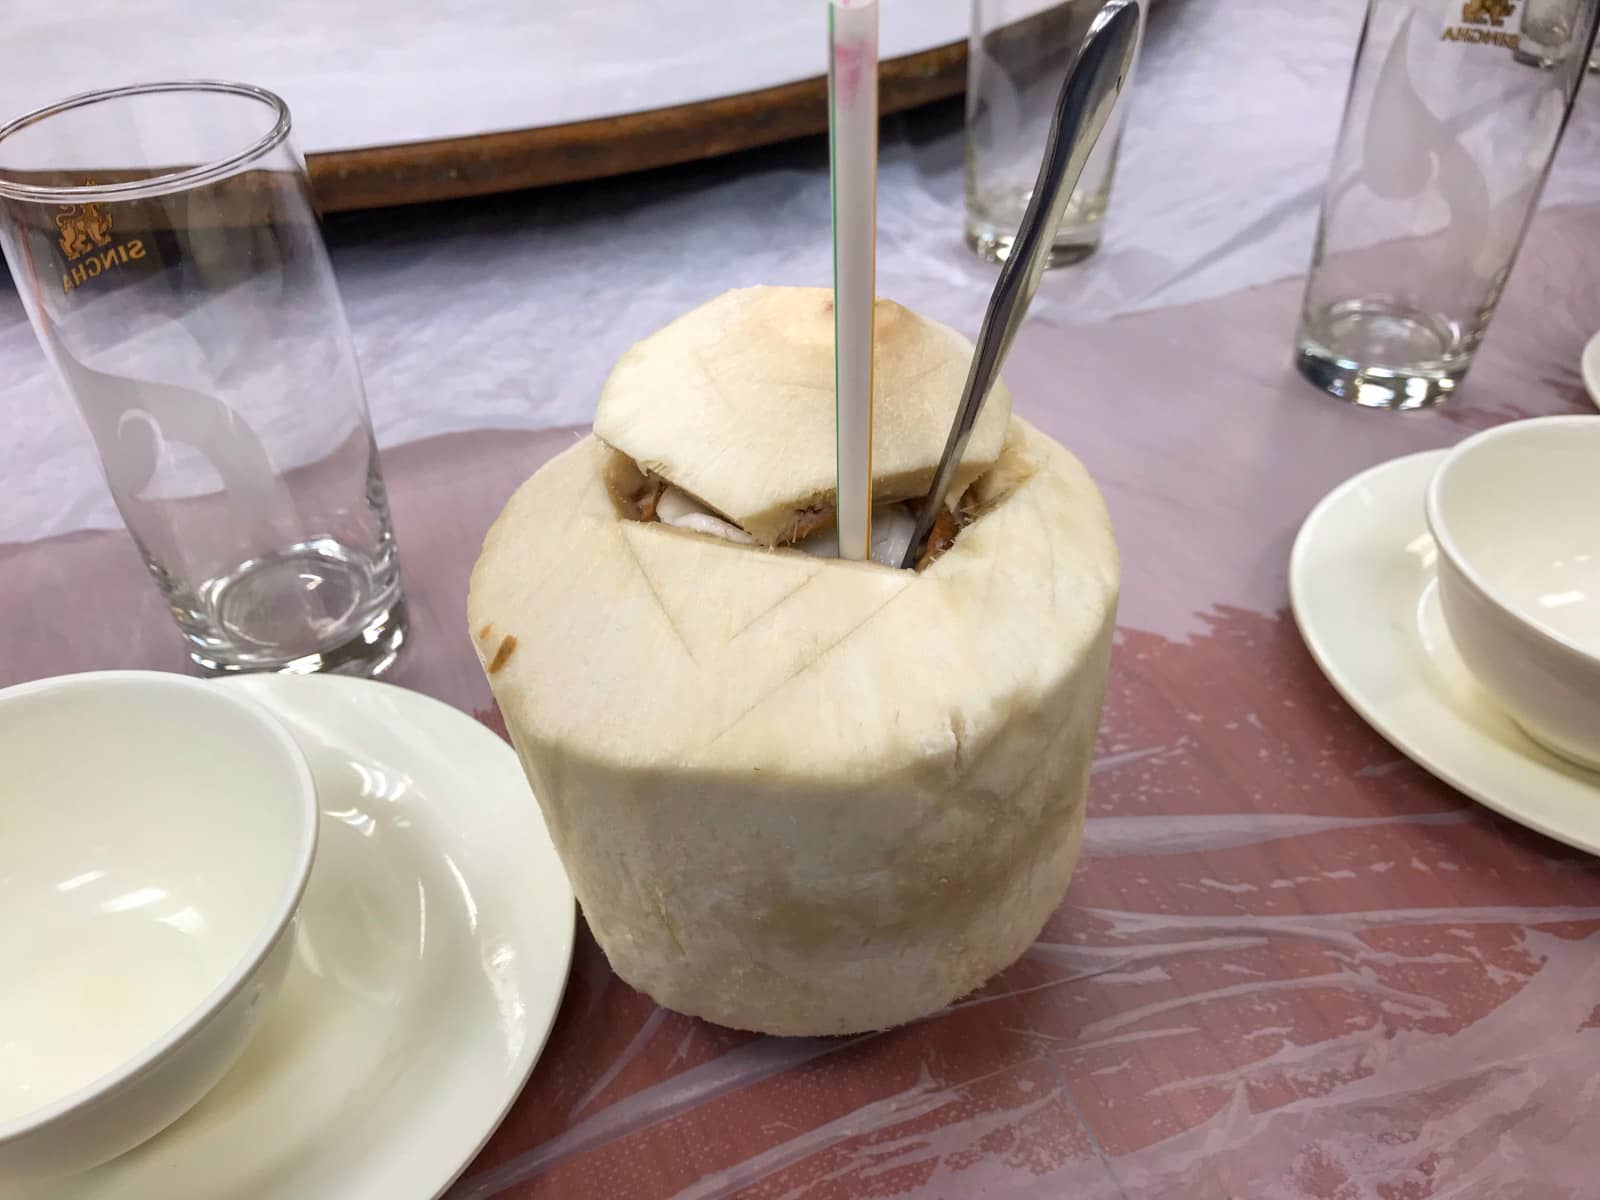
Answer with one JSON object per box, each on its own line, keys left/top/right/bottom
{"left": 828, "top": 0, "right": 879, "bottom": 562}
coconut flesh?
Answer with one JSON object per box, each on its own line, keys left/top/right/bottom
{"left": 469, "top": 286, "right": 1119, "bottom": 1036}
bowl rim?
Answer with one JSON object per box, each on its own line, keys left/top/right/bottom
{"left": 1424, "top": 414, "right": 1600, "bottom": 670}
{"left": 0, "top": 669, "right": 318, "bottom": 1145}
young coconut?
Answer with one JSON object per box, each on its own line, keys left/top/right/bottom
{"left": 469, "top": 286, "right": 1118, "bottom": 1036}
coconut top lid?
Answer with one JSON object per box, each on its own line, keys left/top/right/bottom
{"left": 593, "top": 286, "right": 1013, "bottom": 547}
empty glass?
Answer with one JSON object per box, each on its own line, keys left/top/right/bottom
{"left": 1517, "top": 0, "right": 1600, "bottom": 66}
{"left": 966, "top": 0, "right": 1142, "bottom": 266}
{"left": 1295, "top": 0, "right": 1600, "bottom": 409}
{"left": 0, "top": 82, "right": 406, "bottom": 675}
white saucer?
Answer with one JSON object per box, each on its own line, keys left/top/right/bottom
{"left": 1291, "top": 450, "right": 1600, "bottom": 856}
{"left": 51, "top": 675, "right": 575, "bottom": 1200}
{"left": 1583, "top": 329, "right": 1600, "bottom": 411}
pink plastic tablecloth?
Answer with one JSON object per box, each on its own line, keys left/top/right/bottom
{"left": 6, "top": 201, "right": 1599, "bottom": 1197}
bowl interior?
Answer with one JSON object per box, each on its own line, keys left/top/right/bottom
{"left": 1432, "top": 418, "right": 1600, "bottom": 656}
{"left": 0, "top": 675, "right": 310, "bottom": 1127}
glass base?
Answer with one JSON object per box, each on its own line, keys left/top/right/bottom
{"left": 965, "top": 217, "right": 1101, "bottom": 268}
{"left": 190, "top": 594, "right": 407, "bottom": 678}
{"left": 1295, "top": 299, "right": 1471, "bottom": 410}
{"left": 177, "top": 538, "right": 406, "bottom": 677}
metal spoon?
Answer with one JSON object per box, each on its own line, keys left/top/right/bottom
{"left": 901, "top": 0, "right": 1141, "bottom": 568}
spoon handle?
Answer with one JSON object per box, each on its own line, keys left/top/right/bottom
{"left": 902, "top": 0, "right": 1140, "bottom": 569}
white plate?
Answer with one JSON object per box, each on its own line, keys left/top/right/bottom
{"left": 1582, "top": 329, "right": 1600, "bottom": 411}
{"left": 1290, "top": 450, "right": 1600, "bottom": 856}
{"left": 47, "top": 675, "right": 575, "bottom": 1200}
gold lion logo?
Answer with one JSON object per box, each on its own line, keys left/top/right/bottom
{"left": 55, "top": 202, "right": 114, "bottom": 261}
{"left": 1461, "top": 0, "right": 1514, "bottom": 26}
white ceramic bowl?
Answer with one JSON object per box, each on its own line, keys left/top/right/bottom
{"left": 1426, "top": 416, "right": 1600, "bottom": 770}
{"left": 0, "top": 671, "right": 317, "bottom": 1182}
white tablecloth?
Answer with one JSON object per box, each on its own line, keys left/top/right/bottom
{"left": 3, "top": 0, "right": 1598, "bottom": 543}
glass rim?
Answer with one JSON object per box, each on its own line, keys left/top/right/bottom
{"left": 0, "top": 80, "right": 292, "bottom": 204}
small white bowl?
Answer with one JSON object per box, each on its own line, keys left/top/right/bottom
{"left": 1426, "top": 416, "right": 1600, "bottom": 770}
{"left": 0, "top": 671, "right": 317, "bottom": 1181}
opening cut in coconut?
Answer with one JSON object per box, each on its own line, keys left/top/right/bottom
{"left": 603, "top": 447, "right": 1008, "bottom": 571}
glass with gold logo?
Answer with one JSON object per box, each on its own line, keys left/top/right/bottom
{"left": 0, "top": 82, "right": 405, "bottom": 675}
{"left": 1295, "top": 0, "right": 1600, "bottom": 409}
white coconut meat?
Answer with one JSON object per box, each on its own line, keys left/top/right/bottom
{"left": 470, "top": 288, "right": 1119, "bottom": 1036}
{"left": 654, "top": 481, "right": 917, "bottom": 567}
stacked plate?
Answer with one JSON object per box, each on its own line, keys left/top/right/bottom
{"left": 1, "top": 674, "right": 574, "bottom": 1198}
{"left": 1292, "top": 417, "right": 1600, "bottom": 854}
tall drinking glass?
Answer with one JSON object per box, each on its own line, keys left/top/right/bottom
{"left": 0, "top": 82, "right": 405, "bottom": 675}
{"left": 966, "top": 0, "right": 1142, "bottom": 266}
{"left": 1517, "top": 0, "right": 1600, "bottom": 66}
{"left": 1295, "top": 0, "right": 1599, "bottom": 409}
